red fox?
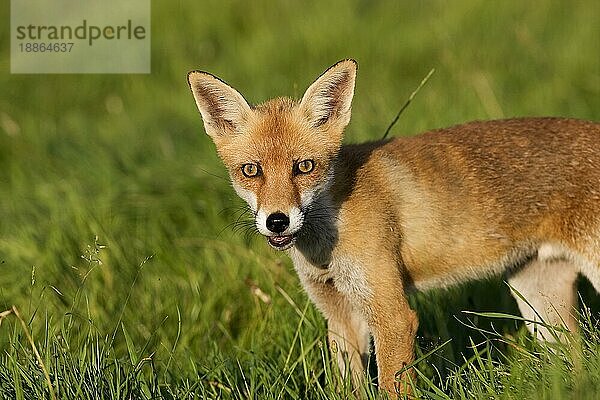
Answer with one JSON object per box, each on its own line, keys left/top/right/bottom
{"left": 187, "top": 59, "right": 600, "bottom": 395}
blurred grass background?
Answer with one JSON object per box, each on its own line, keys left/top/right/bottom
{"left": 0, "top": 0, "right": 599, "bottom": 398}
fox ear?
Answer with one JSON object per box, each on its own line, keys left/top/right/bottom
{"left": 187, "top": 71, "right": 252, "bottom": 138}
{"left": 300, "top": 59, "right": 357, "bottom": 129}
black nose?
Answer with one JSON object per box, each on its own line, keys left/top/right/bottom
{"left": 266, "top": 212, "right": 289, "bottom": 234}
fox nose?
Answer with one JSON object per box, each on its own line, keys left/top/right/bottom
{"left": 266, "top": 212, "right": 290, "bottom": 234}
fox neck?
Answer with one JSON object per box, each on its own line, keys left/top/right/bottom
{"left": 288, "top": 141, "right": 381, "bottom": 266}
{"left": 293, "top": 191, "right": 339, "bottom": 267}
{"left": 290, "top": 153, "right": 348, "bottom": 268}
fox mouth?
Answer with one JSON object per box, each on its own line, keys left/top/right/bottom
{"left": 267, "top": 234, "right": 296, "bottom": 250}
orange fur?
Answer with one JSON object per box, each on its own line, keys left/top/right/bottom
{"left": 188, "top": 60, "right": 600, "bottom": 396}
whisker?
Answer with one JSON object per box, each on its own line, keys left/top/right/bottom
{"left": 217, "top": 205, "right": 256, "bottom": 238}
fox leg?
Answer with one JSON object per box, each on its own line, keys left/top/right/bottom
{"left": 327, "top": 303, "right": 371, "bottom": 387}
{"left": 365, "top": 266, "right": 419, "bottom": 396}
{"left": 508, "top": 258, "right": 578, "bottom": 340}
{"left": 302, "top": 279, "right": 371, "bottom": 388}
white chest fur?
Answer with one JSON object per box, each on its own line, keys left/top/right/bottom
{"left": 289, "top": 247, "right": 373, "bottom": 305}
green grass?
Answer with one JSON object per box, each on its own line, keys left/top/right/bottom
{"left": 1, "top": 0, "right": 599, "bottom": 398}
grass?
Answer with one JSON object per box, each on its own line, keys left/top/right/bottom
{"left": 0, "top": 0, "right": 599, "bottom": 398}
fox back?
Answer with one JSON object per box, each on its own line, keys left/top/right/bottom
{"left": 381, "top": 117, "right": 600, "bottom": 289}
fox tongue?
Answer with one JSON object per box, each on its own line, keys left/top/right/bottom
{"left": 268, "top": 235, "right": 293, "bottom": 247}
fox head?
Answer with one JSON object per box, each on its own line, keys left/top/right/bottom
{"left": 187, "top": 60, "right": 356, "bottom": 250}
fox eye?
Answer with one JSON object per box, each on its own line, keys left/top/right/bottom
{"left": 295, "top": 159, "right": 314, "bottom": 175}
{"left": 242, "top": 163, "right": 261, "bottom": 178}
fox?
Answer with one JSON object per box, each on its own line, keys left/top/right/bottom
{"left": 187, "top": 59, "right": 600, "bottom": 396}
